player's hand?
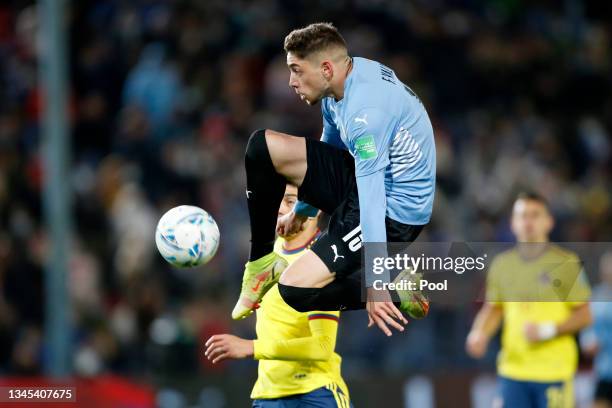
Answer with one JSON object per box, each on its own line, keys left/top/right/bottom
{"left": 523, "top": 322, "right": 557, "bottom": 343}
{"left": 466, "top": 330, "right": 489, "bottom": 358}
{"left": 205, "top": 334, "right": 254, "bottom": 364}
{"left": 366, "top": 288, "right": 408, "bottom": 336}
{"left": 276, "top": 210, "right": 308, "bottom": 238}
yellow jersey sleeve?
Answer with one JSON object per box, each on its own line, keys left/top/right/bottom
{"left": 253, "top": 311, "right": 340, "bottom": 362}
{"left": 565, "top": 265, "right": 591, "bottom": 307}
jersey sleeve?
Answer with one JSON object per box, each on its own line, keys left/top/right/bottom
{"left": 346, "top": 107, "right": 395, "bottom": 177}
{"left": 358, "top": 170, "right": 389, "bottom": 286}
{"left": 321, "top": 100, "right": 344, "bottom": 149}
{"left": 253, "top": 312, "right": 340, "bottom": 361}
{"left": 565, "top": 259, "right": 592, "bottom": 307}
{"left": 346, "top": 107, "right": 396, "bottom": 285}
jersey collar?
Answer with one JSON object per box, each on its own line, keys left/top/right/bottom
{"left": 281, "top": 229, "right": 322, "bottom": 255}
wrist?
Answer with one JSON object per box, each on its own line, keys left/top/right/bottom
{"left": 367, "top": 286, "right": 386, "bottom": 294}
{"left": 537, "top": 322, "right": 558, "bottom": 341}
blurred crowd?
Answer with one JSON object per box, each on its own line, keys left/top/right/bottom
{"left": 0, "top": 0, "right": 611, "bottom": 394}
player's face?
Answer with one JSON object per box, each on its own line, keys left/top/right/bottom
{"left": 511, "top": 199, "right": 554, "bottom": 242}
{"left": 286, "top": 52, "right": 328, "bottom": 106}
{"left": 278, "top": 185, "right": 298, "bottom": 217}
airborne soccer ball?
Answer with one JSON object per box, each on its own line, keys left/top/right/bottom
{"left": 155, "top": 205, "right": 220, "bottom": 267}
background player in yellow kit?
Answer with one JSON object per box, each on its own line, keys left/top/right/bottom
{"left": 466, "top": 192, "right": 592, "bottom": 408}
{"left": 205, "top": 184, "right": 351, "bottom": 408}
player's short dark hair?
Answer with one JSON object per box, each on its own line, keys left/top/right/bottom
{"left": 515, "top": 191, "right": 549, "bottom": 209}
{"left": 284, "top": 23, "right": 347, "bottom": 59}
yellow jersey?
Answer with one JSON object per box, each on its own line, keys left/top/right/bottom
{"left": 486, "top": 244, "right": 591, "bottom": 382}
{"left": 250, "top": 233, "right": 350, "bottom": 403}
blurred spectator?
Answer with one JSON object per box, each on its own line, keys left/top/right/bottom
{"left": 582, "top": 252, "right": 612, "bottom": 408}
{"left": 122, "top": 43, "right": 183, "bottom": 141}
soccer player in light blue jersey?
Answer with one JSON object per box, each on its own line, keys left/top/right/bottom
{"left": 233, "top": 22, "right": 435, "bottom": 336}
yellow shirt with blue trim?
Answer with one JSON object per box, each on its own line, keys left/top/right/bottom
{"left": 250, "top": 235, "right": 350, "bottom": 402}
{"left": 486, "top": 244, "right": 591, "bottom": 382}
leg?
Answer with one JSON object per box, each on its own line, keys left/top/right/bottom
{"left": 278, "top": 186, "right": 364, "bottom": 312}
{"left": 245, "top": 129, "right": 306, "bottom": 261}
{"left": 234, "top": 132, "right": 350, "bottom": 319}
{"left": 279, "top": 250, "right": 335, "bottom": 288}
{"left": 278, "top": 191, "right": 425, "bottom": 314}
{"left": 265, "top": 130, "right": 308, "bottom": 186}
{"left": 279, "top": 252, "right": 365, "bottom": 312}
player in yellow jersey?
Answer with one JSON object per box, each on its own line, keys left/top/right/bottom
{"left": 205, "top": 184, "right": 351, "bottom": 408}
{"left": 466, "top": 192, "right": 592, "bottom": 408}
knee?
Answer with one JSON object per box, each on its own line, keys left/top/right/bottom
{"left": 278, "top": 283, "right": 317, "bottom": 313}
{"left": 245, "top": 129, "right": 268, "bottom": 161}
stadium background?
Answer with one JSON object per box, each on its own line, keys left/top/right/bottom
{"left": 0, "top": 0, "right": 611, "bottom": 406}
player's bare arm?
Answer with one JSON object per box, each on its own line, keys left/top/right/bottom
{"left": 466, "top": 303, "right": 503, "bottom": 359}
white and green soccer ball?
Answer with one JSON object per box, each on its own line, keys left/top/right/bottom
{"left": 155, "top": 205, "right": 220, "bottom": 268}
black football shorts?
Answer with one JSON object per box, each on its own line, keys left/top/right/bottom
{"left": 297, "top": 137, "right": 424, "bottom": 278}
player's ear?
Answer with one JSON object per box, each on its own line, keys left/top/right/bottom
{"left": 510, "top": 214, "right": 518, "bottom": 236}
{"left": 545, "top": 212, "right": 554, "bottom": 234}
{"left": 320, "top": 60, "right": 333, "bottom": 81}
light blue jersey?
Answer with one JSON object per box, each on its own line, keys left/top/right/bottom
{"left": 299, "top": 57, "right": 436, "bottom": 244}
{"left": 581, "top": 285, "right": 612, "bottom": 381}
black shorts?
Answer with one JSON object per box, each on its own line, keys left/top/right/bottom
{"left": 595, "top": 379, "right": 612, "bottom": 403}
{"left": 297, "top": 138, "right": 424, "bottom": 278}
